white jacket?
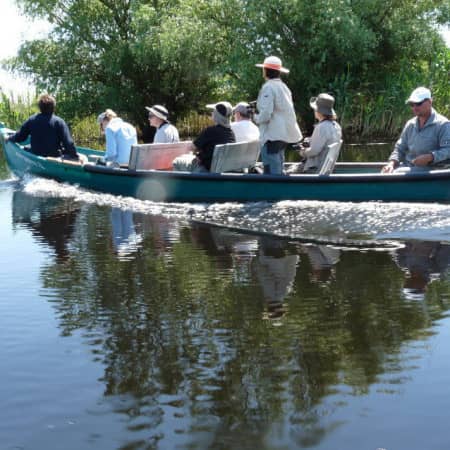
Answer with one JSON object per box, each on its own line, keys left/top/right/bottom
{"left": 254, "top": 78, "right": 302, "bottom": 145}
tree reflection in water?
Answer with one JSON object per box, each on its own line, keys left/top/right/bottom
{"left": 11, "top": 193, "right": 450, "bottom": 448}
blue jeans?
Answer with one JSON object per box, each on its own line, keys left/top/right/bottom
{"left": 261, "top": 141, "right": 287, "bottom": 175}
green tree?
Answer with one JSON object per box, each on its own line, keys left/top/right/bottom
{"left": 3, "top": 0, "right": 449, "bottom": 138}
{"left": 6, "top": 0, "right": 237, "bottom": 127}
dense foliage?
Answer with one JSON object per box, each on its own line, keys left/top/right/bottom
{"left": 1, "top": 0, "right": 449, "bottom": 138}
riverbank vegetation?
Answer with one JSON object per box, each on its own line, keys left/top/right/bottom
{"left": 1, "top": 0, "right": 449, "bottom": 140}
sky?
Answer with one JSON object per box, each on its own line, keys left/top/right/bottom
{"left": 0, "top": 0, "right": 51, "bottom": 97}
{"left": 0, "top": 0, "right": 449, "bottom": 97}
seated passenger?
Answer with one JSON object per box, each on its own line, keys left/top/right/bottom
{"left": 6, "top": 93, "right": 80, "bottom": 160}
{"left": 145, "top": 104, "right": 180, "bottom": 143}
{"left": 173, "top": 101, "right": 236, "bottom": 172}
{"left": 231, "top": 102, "right": 260, "bottom": 142}
{"left": 97, "top": 109, "right": 137, "bottom": 166}
{"left": 381, "top": 87, "right": 450, "bottom": 174}
{"left": 297, "top": 93, "right": 342, "bottom": 173}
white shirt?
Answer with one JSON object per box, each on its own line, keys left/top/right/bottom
{"left": 154, "top": 122, "right": 180, "bottom": 143}
{"left": 231, "top": 120, "right": 260, "bottom": 142}
{"left": 254, "top": 78, "right": 302, "bottom": 145}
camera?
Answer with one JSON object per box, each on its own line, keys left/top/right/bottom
{"left": 247, "top": 100, "right": 257, "bottom": 115}
{"left": 301, "top": 137, "right": 311, "bottom": 148}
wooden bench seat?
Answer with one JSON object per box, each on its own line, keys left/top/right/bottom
{"left": 129, "top": 141, "right": 192, "bottom": 170}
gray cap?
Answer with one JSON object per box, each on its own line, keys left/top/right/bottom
{"left": 233, "top": 102, "right": 250, "bottom": 115}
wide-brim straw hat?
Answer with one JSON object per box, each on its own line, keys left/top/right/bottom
{"left": 310, "top": 93, "right": 336, "bottom": 116}
{"left": 255, "top": 56, "right": 289, "bottom": 73}
{"left": 145, "top": 104, "right": 169, "bottom": 120}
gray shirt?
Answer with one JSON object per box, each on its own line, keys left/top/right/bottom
{"left": 154, "top": 122, "right": 180, "bottom": 144}
{"left": 389, "top": 109, "right": 450, "bottom": 165}
{"left": 303, "top": 120, "right": 342, "bottom": 171}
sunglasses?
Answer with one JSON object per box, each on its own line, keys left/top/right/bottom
{"left": 409, "top": 99, "right": 428, "bottom": 107}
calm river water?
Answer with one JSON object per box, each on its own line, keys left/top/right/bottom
{"left": 1, "top": 146, "right": 450, "bottom": 450}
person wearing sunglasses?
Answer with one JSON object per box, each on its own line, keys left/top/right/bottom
{"left": 382, "top": 87, "right": 450, "bottom": 173}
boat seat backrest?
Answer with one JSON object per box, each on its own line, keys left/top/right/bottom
{"left": 318, "top": 140, "right": 343, "bottom": 175}
{"left": 210, "top": 140, "right": 261, "bottom": 173}
{"left": 129, "top": 141, "right": 192, "bottom": 170}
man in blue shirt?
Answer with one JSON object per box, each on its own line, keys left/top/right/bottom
{"left": 7, "top": 94, "right": 79, "bottom": 159}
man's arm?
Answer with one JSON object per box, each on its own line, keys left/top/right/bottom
{"left": 104, "top": 127, "right": 118, "bottom": 162}
{"left": 58, "top": 120, "right": 78, "bottom": 158}
{"left": 9, "top": 118, "right": 32, "bottom": 143}
{"left": 428, "top": 121, "right": 450, "bottom": 164}
{"left": 381, "top": 123, "right": 410, "bottom": 173}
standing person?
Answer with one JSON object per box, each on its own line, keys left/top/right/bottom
{"left": 231, "top": 102, "right": 260, "bottom": 142}
{"left": 382, "top": 87, "right": 450, "bottom": 173}
{"left": 97, "top": 109, "right": 137, "bottom": 166}
{"left": 253, "top": 56, "right": 302, "bottom": 175}
{"left": 145, "top": 104, "right": 180, "bottom": 143}
{"left": 297, "top": 93, "right": 342, "bottom": 173}
{"left": 6, "top": 93, "right": 79, "bottom": 160}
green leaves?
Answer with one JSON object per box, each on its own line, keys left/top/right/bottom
{"left": 5, "top": 0, "right": 449, "bottom": 138}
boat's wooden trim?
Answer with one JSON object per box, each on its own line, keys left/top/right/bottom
{"left": 46, "top": 157, "right": 84, "bottom": 166}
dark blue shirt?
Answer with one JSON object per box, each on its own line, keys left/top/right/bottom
{"left": 10, "top": 113, "right": 77, "bottom": 158}
{"left": 194, "top": 125, "right": 235, "bottom": 170}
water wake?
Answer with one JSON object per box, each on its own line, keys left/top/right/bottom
{"left": 20, "top": 177, "right": 450, "bottom": 244}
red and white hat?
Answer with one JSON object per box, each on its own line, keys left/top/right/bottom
{"left": 255, "top": 56, "right": 289, "bottom": 73}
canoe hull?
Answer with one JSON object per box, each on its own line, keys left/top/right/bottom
{"left": 2, "top": 129, "right": 450, "bottom": 203}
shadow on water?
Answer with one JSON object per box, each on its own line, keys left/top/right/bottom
{"left": 8, "top": 187, "right": 450, "bottom": 449}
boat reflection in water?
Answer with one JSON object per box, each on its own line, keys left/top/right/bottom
{"left": 12, "top": 190, "right": 80, "bottom": 262}
{"left": 394, "top": 240, "right": 450, "bottom": 297}
{"left": 110, "top": 208, "right": 142, "bottom": 258}
{"left": 255, "top": 236, "right": 299, "bottom": 319}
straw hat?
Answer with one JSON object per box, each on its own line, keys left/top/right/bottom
{"left": 145, "top": 105, "right": 169, "bottom": 120}
{"left": 255, "top": 56, "right": 289, "bottom": 73}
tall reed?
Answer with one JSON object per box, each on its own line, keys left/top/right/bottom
{"left": 0, "top": 91, "right": 36, "bottom": 129}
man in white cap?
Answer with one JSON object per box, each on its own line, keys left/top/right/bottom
{"left": 382, "top": 87, "right": 450, "bottom": 173}
{"left": 253, "top": 55, "right": 302, "bottom": 175}
{"left": 145, "top": 104, "right": 180, "bottom": 143}
{"left": 231, "top": 102, "right": 260, "bottom": 142}
{"left": 97, "top": 109, "right": 137, "bottom": 166}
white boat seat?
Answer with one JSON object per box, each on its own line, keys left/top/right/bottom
{"left": 318, "top": 140, "right": 343, "bottom": 175}
{"left": 129, "top": 141, "right": 192, "bottom": 170}
{"left": 210, "top": 140, "right": 261, "bottom": 173}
